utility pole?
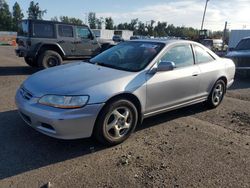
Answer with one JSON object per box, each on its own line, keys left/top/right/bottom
{"left": 201, "top": 0, "right": 209, "bottom": 30}
{"left": 222, "top": 21, "right": 227, "bottom": 51}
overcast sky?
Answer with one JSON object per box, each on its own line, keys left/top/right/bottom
{"left": 7, "top": 0, "right": 250, "bottom": 31}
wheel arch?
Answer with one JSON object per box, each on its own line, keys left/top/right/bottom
{"left": 94, "top": 93, "right": 143, "bottom": 133}
{"left": 217, "top": 76, "right": 228, "bottom": 90}
{"left": 36, "top": 43, "right": 65, "bottom": 59}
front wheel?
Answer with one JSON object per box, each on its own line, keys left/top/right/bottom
{"left": 94, "top": 99, "right": 138, "bottom": 146}
{"left": 206, "top": 79, "right": 226, "bottom": 108}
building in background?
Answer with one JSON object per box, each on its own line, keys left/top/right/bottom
{"left": 92, "top": 29, "right": 133, "bottom": 41}
{"left": 92, "top": 29, "right": 114, "bottom": 40}
{"left": 114, "top": 30, "right": 133, "bottom": 40}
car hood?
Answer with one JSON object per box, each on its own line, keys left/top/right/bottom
{"left": 22, "top": 62, "right": 144, "bottom": 103}
{"left": 226, "top": 50, "right": 250, "bottom": 58}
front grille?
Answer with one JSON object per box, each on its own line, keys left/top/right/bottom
{"left": 41, "top": 123, "right": 55, "bottom": 131}
{"left": 20, "top": 87, "right": 33, "bottom": 100}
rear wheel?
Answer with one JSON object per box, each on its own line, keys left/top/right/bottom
{"left": 94, "top": 99, "right": 138, "bottom": 146}
{"left": 206, "top": 79, "right": 226, "bottom": 108}
{"left": 38, "top": 50, "right": 62, "bottom": 69}
{"left": 24, "top": 57, "right": 37, "bottom": 67}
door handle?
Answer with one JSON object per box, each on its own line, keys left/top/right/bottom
{"left": 192, "top": 72, "right": 199, "bottom": 76}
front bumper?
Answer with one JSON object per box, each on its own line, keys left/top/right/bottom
{"left": 15, "top": 89, "right": 104, "bottom": 139}
{"left": 227, "top": 79, "right": 234, "bottom": 89}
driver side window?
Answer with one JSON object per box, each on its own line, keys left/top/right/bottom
{"left": 160, "top": 44, "right": 194, "bottom": 68}
{"left": 76, "top": 27, "right": 92, "bottom": 40}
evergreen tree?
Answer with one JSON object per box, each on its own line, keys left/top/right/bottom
{"left": 105, "top": 17, "right": 114, "bottom": 30}
{"left": 27, "top": 1, "right": 46, "bottom": 20}
{"left": 60, "top": 16, "right": 83, "bottom": 25}
{"left": 88, "top": 12, "right": 96, "bottom": 29}
{"left": 12, "top": 2, "right": 24, "bottom": 31}
{"left": 0, "top": 0, "right": 12, "bottom": 31}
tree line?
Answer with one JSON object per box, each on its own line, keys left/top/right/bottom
{"left": 0, "top": 0, "right": 223, "bottom": 39}
{"left": 0, "top": 0, "right": 46, "bottom": 31}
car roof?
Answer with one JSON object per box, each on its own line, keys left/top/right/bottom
{"left": 21, "top": 19, "right": 88, "bottom": 27}
{"left": 130, "top": 39, "right": 198, "bottom": 45}
{"left": 241, "top": 37, "right": 250, "bottom": 40}
{"left": 130, "top": 39, "right": 219, "bottom": 59}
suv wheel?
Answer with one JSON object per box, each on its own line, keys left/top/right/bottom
{"left": 94, "top": 99, "right": 138, "bottom": 146}
{"left": 24, "top": 57, "right": 37, "bottom": 67}
{"left": 38, "top": 50, "right": 62, "bottom": 69}
{"left": 206, "top": 79, "right": 226, "bottom": 108}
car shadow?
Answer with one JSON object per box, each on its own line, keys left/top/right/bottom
{"left": 0, "top": 66, "right": 39, "bottom": 76}
{"left": 137, "top": 103, "right": 207, "bottom": 131}
{"left": 0, "top": 103, "right": 208, "bottom": 180}
{"left": 229, "top": 77, "right": 250, "bottom": 90}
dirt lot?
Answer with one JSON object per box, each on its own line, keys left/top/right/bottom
{"left": 0, "top": 46, "right": 250, "bottom": 188}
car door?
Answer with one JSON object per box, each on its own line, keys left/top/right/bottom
{"left": 57, "top": 24, "right": 75, "bottom": 56}
{"left": 193, "top": 44, "right": 220, "bottom": 97}
{"left": 145, "top": 44, "right": 201, "bottom": 114}
{"left": 74, "top": 26, "right": 101, "bottom": 57}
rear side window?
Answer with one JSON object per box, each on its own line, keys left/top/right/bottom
{"left": 160, "top": 44, "right": 194, "bottom": 68}
{"left": 58, "top": 25, "right": 73, "bottom": 37}
{"left": 18, "top": 20, "right": 29, "bottom": 36}
{"left": 194, "top": 45, "right": 215, "bottom": 64}
{"left": 33, "top": 23, "right": 54, "bottom": 38}
{"left": 76, "top": 27, "right": 92, "bottom": 39}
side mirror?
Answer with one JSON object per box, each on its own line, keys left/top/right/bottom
{"left": 157, "top": 61, "right": 176, "bottom": 72}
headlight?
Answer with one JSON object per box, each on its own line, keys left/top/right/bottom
{"left": 38, "top": 95, "right": 89, "bottom": 109}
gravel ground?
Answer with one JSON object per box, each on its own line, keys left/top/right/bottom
{"left": 0, "top": 46, "right": 249, "bottom": 188}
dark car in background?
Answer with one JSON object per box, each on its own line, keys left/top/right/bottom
{"left": 226, "top": 37, "right": 250, "bottom": 77}
{"left": 15, "top": 19, "right": 112, "bottom": 69}
{"left": 112, "top": 35, "right": 124, "bottom": 43}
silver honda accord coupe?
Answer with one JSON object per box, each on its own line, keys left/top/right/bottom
{"left": 16, "top": 40, "right": 235, "bottom": 145}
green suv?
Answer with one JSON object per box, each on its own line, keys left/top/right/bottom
{"left": 15, "top": 19, "right": 108, "bottom": 68}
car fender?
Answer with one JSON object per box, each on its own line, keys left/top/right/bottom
{"left": 35, "top": 42, "right": 66, "bottom": 57}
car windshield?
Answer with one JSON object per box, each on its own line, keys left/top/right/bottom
{"left": 89, "top": 41, "right": 165, "bottom": 72}
{"left": 236, "top": 39, "right": 250, "bottom": 50}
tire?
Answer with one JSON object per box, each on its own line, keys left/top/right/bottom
{"left": 38, "top": 50, "right": 62, "bottom": 69}
{"left": 94, "top": 99, "right": 138, "bottom": 146}
{"left": 206, "top": 79, "right": 226, "bottom": 108}
{"left": 24, "top": 57, "right": 37, "bottom": 67}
